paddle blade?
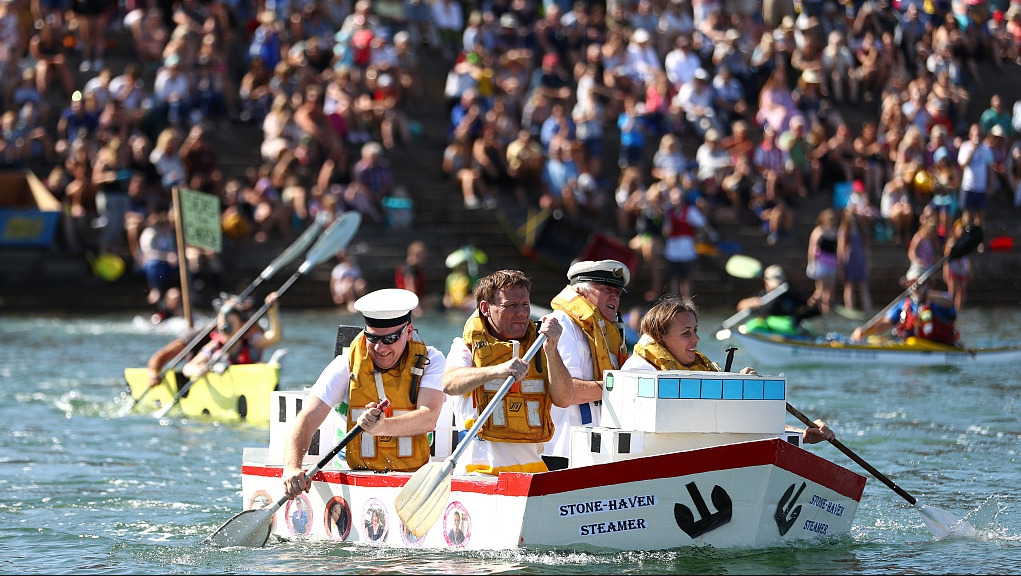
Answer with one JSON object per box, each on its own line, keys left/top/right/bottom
{"left": 725, "top": 255, "right": 763, "bottom": 279}
{"left": 205, "top": 507, "right": 275, "bottom": 548}
{"left": 916, "top": 503, "right": 978, "bottom": 540}
{"left": 834, "top": 305, "right": 867, "bottom": 321}
{"left": 949, "top": 225, "right": 983, "bottom": 260}
{"left": 299, "top": 212, "right": 362, "bottom": 273}
{"left": 261, "top": 219, "right": 324, "bottom": 280}
{"left": 394, "top": 461, "right": 454, "bottom": 538}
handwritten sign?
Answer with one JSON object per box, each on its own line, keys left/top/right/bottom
{"left": 179, "top": 188, "right": 222, "bottom": 253}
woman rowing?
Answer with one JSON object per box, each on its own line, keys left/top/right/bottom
{"left": 621, "top": 296, "right": 835, "bottom": 445}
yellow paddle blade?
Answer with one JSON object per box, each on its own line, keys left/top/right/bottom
{"left": 89, "top": 253, "right": 126, "bottom": 282}
{"left": 394, "top": 461, "right": 453, "bottom": 538}
{"left": 724, "top": 254, "right": 762, "bottom": 279}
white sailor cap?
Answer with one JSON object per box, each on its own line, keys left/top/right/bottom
{"left": 354, "top": 288, "right": 419, "bottom": 327}
{"left": 568, "top": 260, "right": 631, "bottom": 292}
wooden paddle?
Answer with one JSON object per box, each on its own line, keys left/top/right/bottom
{"left": 786, "top": 402, "right": 976, "bottom": 540}
{"left": 395, "top": 334, "right": 548, "bottom": 538}
{"left": 856, "top": 225, "right": 983, "bottom": 337}
{"left": 724, "top": 254, "right": 763, "bottom": 279}
{"left": 715, "top": 282, "right": 789, "bottom": 340}
{"left": 154, "top": 212, "right": 362, "bottom": 419}
{"left": 123, "top": 218, "right": 327, "bottom": 416}
{"left": 205, "top": 398, "right": 390, "bottom": 547}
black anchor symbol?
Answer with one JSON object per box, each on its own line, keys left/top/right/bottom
{"left": 774, "top": 481, "right": 806, "bottom": 536}
{"left": 674, "top": 481, "right": 733, "bottom": 539}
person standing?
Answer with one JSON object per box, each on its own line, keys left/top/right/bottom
{"left": 662, "top": 186, "right": 710, "bottom": 302}
{"left": 442, "top": 269, "right": 573, "bottom": 475}
{"left": 806, "top": 208, "right": 839, "bottom": 314}
{"left": 394, "top": 240, "right": 428, "bottom": 314}
{"left": 282, "top": 289, "right": 447, "bottom": 499}
{"left": 621, "top": 296, "right": 834, "bottom": 444}
{"left": 958, "top": 123, "right": 994, "bottom": 230}
{"left": 542, "top": 260, "right": 631, "bottom": 471}
{"left": 837, "top": 204, "right": 873, "bottom": 314}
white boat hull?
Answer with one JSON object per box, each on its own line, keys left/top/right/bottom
{"left": 730, "top": 330, "right": 1021, "bottom": 367}
{"left": 240, "top": 438, "right": 864, "bottom": 551}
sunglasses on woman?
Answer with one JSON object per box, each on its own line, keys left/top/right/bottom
{"left": 364, "top": 324, "right": 408, "bottom": 345}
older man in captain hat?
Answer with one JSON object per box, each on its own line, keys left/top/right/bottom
{"left": 542, "top": 259, "right": 631, "bottom": 471}
{"left": 282, "top": 289, "right": 447, "bottom": 496}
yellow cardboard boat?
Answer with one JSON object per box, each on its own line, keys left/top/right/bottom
{"left": 124, "top": 362, "right": 280, "bottom": 423}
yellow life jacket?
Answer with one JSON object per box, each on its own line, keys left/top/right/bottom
{"left": 345, "top": 333, "right": 431, "bottom": 472}
{"left": 632, "top": 335, "right": 721, "bottom": 371}
{"left": 550, "top": 286, "right": 628, "bottom": 378}
{"left": 462, "top": 312, "right": 554, "bottom": 443}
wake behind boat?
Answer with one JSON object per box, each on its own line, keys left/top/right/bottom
{"left": 728, "top": 327, "right": 1021, "bottom": 367}
{"left": 235, "top": 369, "right": 866, "bottom": 551}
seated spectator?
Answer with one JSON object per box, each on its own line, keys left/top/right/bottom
{"left": 30, "top": 19, "right": 74, "bottom": 100}
{"left": 137, "top": 210, "right": 180, "bottom": 306}
{"left": 443, "top": 131, "right": 486, "bottom": 209}
{"left": 345, "top": 141, "right": 393, "bottom": 224}
{"left": 880, "top": 168, "right": 916, "bottom": 245}
{"left": 331, "top": 249, "right": 367, "bottom": 311}
{"left": 506, "top": 129, "right": 546, "bottom": 206}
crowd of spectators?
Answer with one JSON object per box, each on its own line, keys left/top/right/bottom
{"left": 1, "top": 0, "right": 1020, "bottom": 315}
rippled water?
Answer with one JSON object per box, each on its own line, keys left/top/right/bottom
{"left": 1, "top": 306, "right": 1017, "bottom": 574}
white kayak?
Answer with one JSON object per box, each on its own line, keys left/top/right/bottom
{"left": 728, "top": 328, "right": 1021, "bottom": 367}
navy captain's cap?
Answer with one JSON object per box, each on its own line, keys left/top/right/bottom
{"left": 568, "top": 260, "right": 630, "bottom": 293}
{"left": 354, "top": 288, "right": 419, "bottom": 327}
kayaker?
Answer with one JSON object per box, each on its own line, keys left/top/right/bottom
{"left": 281, "top": 289, "right": 447, "bottom": 494}
{"left": 735, "top": 264, "right": 820, "bottom": 335}
{"left": 145, "top": 291, "right": 255, "bottom": 388}
{"left": 543, "top": 260, "right": 631, "bottom": 471}
{"left": 181, "top": 291, "right": 282, "bottom": 380}
{"left": 621, "top": 295, "right": 835, "bottom": 445}
{"left": 441, "top": 269, "right": 573, "bottom": 475}
{"left": 850, "top": 269, "right": 959, "bottom": 345}
{"left": 144, "top": 317, "right": 210, "bottom": 388}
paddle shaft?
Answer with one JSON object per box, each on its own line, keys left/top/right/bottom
{"left": 127, "top": 221, "right": 325, "bottom": 413}
{"left": 155, "top": 272, "right": 300, "bottom": 418}
{"left": 449, "top": 334, "right": 548, "bottom": 466}
{"left": 785, "top": 402, "right": 917, "bottom": 506}
{"left": 267, "top": 424, "right": 366, "bottom": 517}
{"left": 207, "top": 402, "right": 383, "bottom": 547}
{"left": 721, "top": 282, "right": 790, "bottom": 331}
{"left": 154, "top": 214, "right": 360, "bottom": 418}
{"left": 859, "top": 225, "right": 983, "bottom": 335}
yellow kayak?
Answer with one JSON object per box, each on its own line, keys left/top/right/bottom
{"left": 124, "top": 363, "right": 280, "bottom": 423}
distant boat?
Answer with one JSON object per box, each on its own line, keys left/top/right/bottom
{"left": 728, "top": 328, "right": 1021, "bottom": 367}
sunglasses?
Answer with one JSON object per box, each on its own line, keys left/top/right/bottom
{"left": 364, "top": 324, "right": 408, "bottom": 345}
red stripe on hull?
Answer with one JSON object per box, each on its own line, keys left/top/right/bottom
{"left": 243, "top": 439, "right": 865, "bottom": 501}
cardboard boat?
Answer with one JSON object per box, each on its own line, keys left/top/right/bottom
{"left": 237, "top": 369, "right": 866, "bottom": 551}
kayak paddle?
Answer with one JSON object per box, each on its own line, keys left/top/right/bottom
{"left": 205, "top": 398, "right": 389, "bottom": 548}
{"left": 395, "top": 334, "right": 548, "bottom": 538}
{"left": 724, "top": 254, "right": 763, "bottom": 279}
{"left": 786, "top": 402, "right": 977, "bottom": 540}
{"left": 154, "top": 212, "right": 362, "bottom": 419}
{"left": 715, "top": 282, "right": 789, "bottom": 340}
